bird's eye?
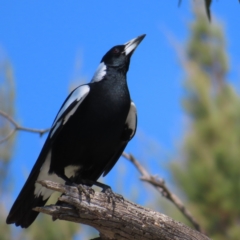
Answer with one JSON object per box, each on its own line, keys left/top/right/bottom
{"left": 113, "top": 48, "right": 120, "bottom": 55}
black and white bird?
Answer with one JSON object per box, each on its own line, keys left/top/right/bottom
{"left": 6, "top": 34, "right": 146, "bottom": 228}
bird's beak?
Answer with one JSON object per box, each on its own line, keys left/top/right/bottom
{"left": 124, "top": 34, "right": 146, "bottom": 56}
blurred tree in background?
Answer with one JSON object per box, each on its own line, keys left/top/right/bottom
{"left": 0, "top": 59, "right": 15, "bottom": 190}
{"left": 0, "top": 58, "right": 15, "bottom": 240}
{"left": 172, "top": 4, "right": 240, "bottom": 239}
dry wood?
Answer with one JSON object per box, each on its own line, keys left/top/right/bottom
{"left": 122, "top": 152, "right": 204, "bottom": 233}
{"left": 34, "top": 180, "right": 210, "bottom": 240}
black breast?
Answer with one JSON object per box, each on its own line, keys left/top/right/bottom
{"left": 50, "top": 76, "right": 131, "bottom": 180}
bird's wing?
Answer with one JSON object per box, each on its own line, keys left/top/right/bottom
{"left": 6, "top": 84, "right": 90, "bottom": 228}
{"left": 102, "top": 101, "right": 137, "bottom": 177}
{"left": 49, "top": 84, "right": 90, "bottom": 139}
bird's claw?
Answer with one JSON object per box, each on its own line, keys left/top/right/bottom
{"left": 102, "top": 187, "right": 124, "bottom": 204}
{"left": 77, "top": 184, "right": 95, "bottom": 201}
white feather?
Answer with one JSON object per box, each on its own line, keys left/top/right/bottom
{"left": 50, "top": 121, "right": 61, "bottom": 138}
{"left": 34, "top": 151, "right": 64, "bottom": 200}
{"left": 34, "top": 151, "right": 81, "bottom": 200}
{"left": 50, "top": 85, "right": 90, "bottom": 138}
{"left": 65, "top": 165, "right": 81, "bottom": 178}
{"left": 125, "top": 101, "right": 137, "bottom": 138}
{"left": 91, "top": 62, "right": 107, "bottom": 82}
{"left": 63, "top": 100, "right": 82, "bottom": 125}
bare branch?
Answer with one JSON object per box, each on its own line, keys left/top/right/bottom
{"left": 35, "top": 180, "right": 210, "bottom": 240}
{"left": 122, "top": 152, "right": 204, "bottom": 233}
{"left": 0, "top": 110, "right": 50, "bottom": 143}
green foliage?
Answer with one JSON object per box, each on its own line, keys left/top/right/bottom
{"left": 172, "top": 5, "right": 240, "bottom": 239}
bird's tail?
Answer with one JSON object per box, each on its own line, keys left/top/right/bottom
{"left": 6, "top": 187, "right": 49, "bottom": 228}
{"left": 6, "top": 160, "right": 51, "bottom": 228}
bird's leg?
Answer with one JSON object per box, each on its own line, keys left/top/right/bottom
{"left": 56, "top": 173, "right": 94, "bottom": 200}
{"left": 78, "top": 179, "right": 124, "bottom": 204}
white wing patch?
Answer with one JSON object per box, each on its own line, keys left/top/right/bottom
{"left": 126, "top": 101, "right": 137, "bottom": 139}
{"left": 65, "top": 165, "right": 81, "bottom": 178}
{"left": 34, "top": 151, "right": 64, "bottom": 200}
{"left": 34, "top": 151, "right": 81, "bottom": 200}
{"left": 50, "top": 85, "right": 90, "bottom": 138}
{"left": 62, "top": 99, "right": 82, "bottom": 125}
{"left": 49, "top": 121, "right": 61, "bottom": 139}
{"left": 91, "top": 62, "right": 107, "bottom": 82}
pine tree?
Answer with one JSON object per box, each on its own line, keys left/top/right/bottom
{"left": 172, "top": 4, "right": 240, "bottom": 239}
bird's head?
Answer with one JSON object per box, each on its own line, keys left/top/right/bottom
{"left": 102, "top": 34, "right": 146, "bottom": 70}
{"left": 91, "top": 34, "right": 146, "bottom": 82}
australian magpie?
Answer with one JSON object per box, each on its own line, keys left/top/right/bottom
{"left": 6, "top": 34, "right": 146, "bottom": 228}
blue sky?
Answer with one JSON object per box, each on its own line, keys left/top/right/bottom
{"left": 0, "top": 0, "right": 240, "bottom": 232}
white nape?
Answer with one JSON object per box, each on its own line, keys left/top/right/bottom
{"left": 91, "top": 62, "right": 107, "bottom": 82}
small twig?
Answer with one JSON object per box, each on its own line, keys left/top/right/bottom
{"left": 0, "top": 110, "right": 50, "bottom": 143}
{"left": 122, "top": 152, "right": 204, "bottom": 233}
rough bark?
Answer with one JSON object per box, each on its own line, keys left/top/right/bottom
{"left": 34, "top": 181, "right": 210, "bottom": 240}
{"left": 122, "top": 152, "right": 203, "bottom": 233}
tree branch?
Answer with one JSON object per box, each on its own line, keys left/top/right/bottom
{"left": 34, "top": 180, "right": 210, "bottom": 240}
{"left": 0, "top": 110, "right": 49, "bottom": 143}
{"left": 122, "top": 152, "right": 204, "bottom": 233}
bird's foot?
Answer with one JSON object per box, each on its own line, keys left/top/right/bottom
{"left": 76, "top": 184, "right": 95, "bottom": 202}
{"left": 102, "top": 186, "right": 124, "bottom": 205}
